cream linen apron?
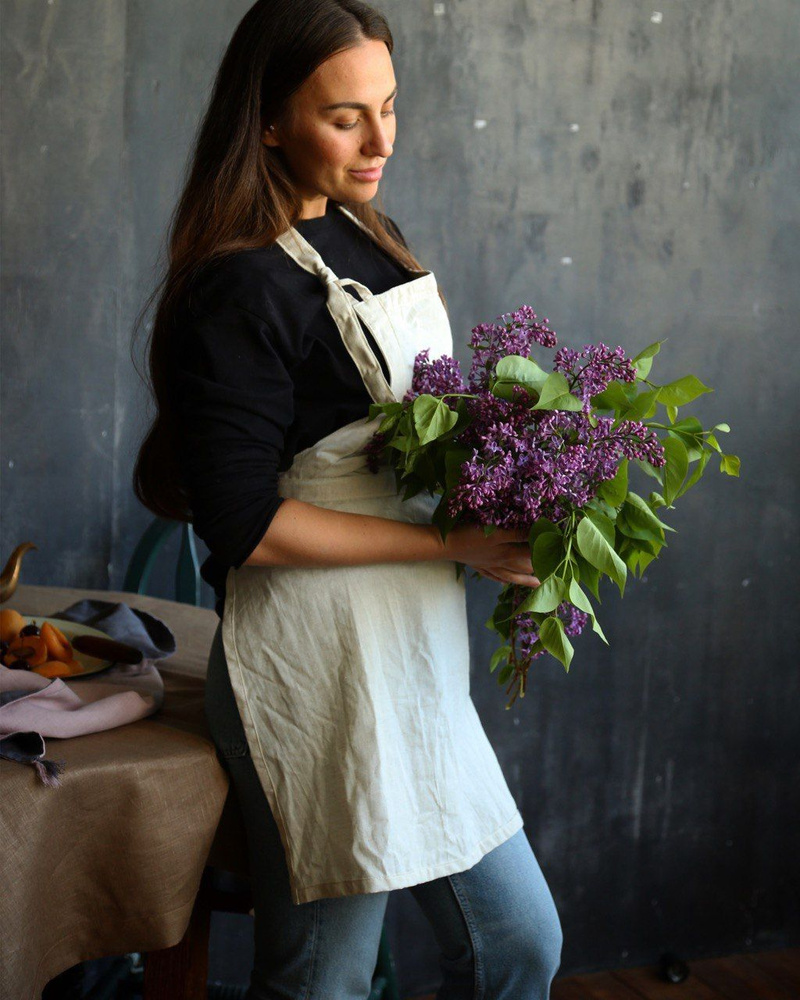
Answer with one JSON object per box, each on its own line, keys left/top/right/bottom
{"left": 221, "top": 205, "right": 523, "bottom": 905}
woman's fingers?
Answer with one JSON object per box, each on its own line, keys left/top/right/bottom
{"left": 476, "top": 570, "right": 500, "bottom": 582}
{"left": 468, "top": 528, "right": 541, "bottom": 587}
{"left": 503, "top": 572, "right": 541, "bottom": 587}
{"left": 500, "top": 548, "right": 536, "bottom": 576}
{"left": 476, "top": 567, "right": 540, "bottom": 588}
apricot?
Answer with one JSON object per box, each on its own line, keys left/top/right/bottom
{"left": 33, "top": 659, "right": 75, "bottom": 678}
{"left": 5, "top": 634, "right": 48, "bottom": 667}
{"left": 40, "top": 622, "right": 73, "bottom": 663}
{"left": 0, "top": 608, "right": 26, "bottom": 643}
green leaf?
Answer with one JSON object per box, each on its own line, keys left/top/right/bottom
{"left": 390, "top": 436, "right": 417, "bottom": 456}
{"left": 491, "top": 382, "right": 524, "bottom": 403}
{"left": 567, "top": 578, "right": 609, "bottom": 646}
{"left": 492, "top": 356, "right": 549, "bottom": 403}
{"left": 662, "top": 436, "right": 689, "bottom": 505}
{"left": 489, "top": 645, "right": 511, "bottom": 673}
{"left": 539, "top": 616, "right": 574, "bottom": 672}
{"left": 590, "top": 381, "right": 636, "bottom": 412}
{"left": 495, "top": 355, "right": 547, "bottom": 380}
{"left": 497, "top": 662, "right": 515, "bottom": 685}
{"left": 576, "top": 513, "right": 627, "bottom": 596}
{"left": 666, "top": 417, "right": 705, "bottom": 456}
{"left": 637, "top": 550, "right": 657, "bottom": 572}
{"left": 631, "top": 340, "right": 665, "bottom": 381}
{"left": 531, "top": 372, "right": 585, "bottom": 412}
{"left": 597, "top": 460, "right": 629, "bottom": 508}
{"left": 622, "top": 543, "right": 659, "bottom": 575}
{"left": 529, "top": 518, "right": 560, "bottom": 545}
{"left": 532, "top": 531, "right": 567, "bottom": 582}
{"left": 515, "top": 576, "right": 566, "bottom": 614}
{"left": 712, "top": 422, "right": 731, "bottom": 433}
{"left": 567, "top": 577, "right": 593, "bottom": 615}
{"left": 720, "top": 453, "right": 741, "bottom": 477}
{"left": 621, "top": 389, "right": 660, "bottom": 422}
{"left": 625, "top": 491, "right": 674, "bottom": 534}
{"left": 370, "top": 402, "right": 405, "bottom": 438}
{"left": 666, "top": 404, "right": 679, "bottom": 424}
{"left": 486, "top": 612, "right": 510, "bottom": 641}
{"left": 588, "top": 495, "right": 618, "bottom": 521}
{"left": 634, "top": 457, "right": 665, "bottom": 482}
{"left": 675, "top": 448, "right": 711, "bottom": 498}
{"left": 412, "top": 394, "right": 460, "bottom": 446}
{"left": 622, "top": 546, "right": 643, "bottom": 573}
{"left": 368, "top": 400, "right": 404, "bottom": 421}
{"left": 635, "top": 535, "right": 664, "bottom": 556}
{"left": 401, "top": 478, "right": 428, "bottom": 501}
{"left": 431, "top": 497, "right": 458, "bottom": 542}
{"left": 625, "top": 535, "right": 662, "bottom": 572}
{"left": 657, "top": 375, "right": 713, "bottom": 407}
{"left": 584, "top": 508, "right": 616, "bottom": 547}
{"left": 444, "top": 448, "right": 472, "bottom": 492}
{"left": 573, "top": 552, "right": 601, "bottom": 601}
{"left": 662, "top": 442, "right": 706, "bottom": 463}
{"left": 670, "top": 416, "right": 704, "bottom": 434}
{"left": 616, "top": 510, "right": 663, "bottom": 544}
{"left": 634, "top": 339, "right": 665, "bottom": 360}
{"left": 590, "top": 615, "right": 608, "bottom": 644}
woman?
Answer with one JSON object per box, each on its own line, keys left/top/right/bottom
{"left": 133, "top": 1, "right": 563, "bottom": 995}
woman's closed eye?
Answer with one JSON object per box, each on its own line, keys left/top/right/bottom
{"left": 336, "top": 109, "right": 395, "bottom": 130}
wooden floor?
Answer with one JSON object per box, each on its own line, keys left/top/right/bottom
{"left": 409, "top": 947, "right": 799, "bottom": 999}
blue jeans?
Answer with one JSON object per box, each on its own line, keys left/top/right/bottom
{"left": 205, "top": 622, "right": 563, "bottom": 999}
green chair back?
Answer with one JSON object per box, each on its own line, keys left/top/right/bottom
{"left": 123, "top": 517, "right": 202, "bottom": 606}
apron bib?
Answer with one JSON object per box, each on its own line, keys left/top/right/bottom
{"left": 221, "top": 205, "right": 523, "bottom": 905}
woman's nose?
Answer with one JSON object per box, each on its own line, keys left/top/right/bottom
{"left": 363, "top": 119, "right": 393, "bottom": 158}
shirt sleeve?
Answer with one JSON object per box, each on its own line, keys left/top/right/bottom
{"left": 173, "top": 298, "right": 293, "bottom": 570}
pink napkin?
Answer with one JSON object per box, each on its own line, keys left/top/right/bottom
{"left": 0, "top": 600, "right": 173, "bottom": 786}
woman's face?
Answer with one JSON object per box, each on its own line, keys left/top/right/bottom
{"left": 263, "top": 38, "right": 397, "bottom": 218}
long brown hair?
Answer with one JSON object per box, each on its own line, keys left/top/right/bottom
{"left": 132, "top": 0, "right": 445, "bottom": 522}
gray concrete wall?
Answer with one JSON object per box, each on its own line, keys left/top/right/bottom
{"left": 2, "top": 0, "right": 798, "bottom": 992}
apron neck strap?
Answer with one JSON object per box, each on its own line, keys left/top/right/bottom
{"left": 273, "top": 212, "right": 396, "bottom": 406}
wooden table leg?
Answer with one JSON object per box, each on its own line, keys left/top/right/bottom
{"left": 143, "top": 868, "right": 212, "bottom": 1000}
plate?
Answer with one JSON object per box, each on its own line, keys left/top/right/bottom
{"left": 13, "top": 615, "right": 116, "bottom": 677}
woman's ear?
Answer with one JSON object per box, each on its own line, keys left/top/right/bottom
{"left": 262, "top": 125, "right": 280, "bottom": 147}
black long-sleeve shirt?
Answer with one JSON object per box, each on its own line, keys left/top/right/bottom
{"left": 172, "top": 202, "right": 414, "bottom": 617}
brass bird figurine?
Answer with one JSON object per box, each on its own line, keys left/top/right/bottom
{"left": 0, "top": 542, "right": 38, "bottom": 604}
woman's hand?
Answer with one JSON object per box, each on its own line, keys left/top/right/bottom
{"left": 443, "top": 524, "right": 540, "bottom": 588}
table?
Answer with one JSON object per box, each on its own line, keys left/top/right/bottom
{"left": 1, "top": 584, "right": 248, "bottom": 1000}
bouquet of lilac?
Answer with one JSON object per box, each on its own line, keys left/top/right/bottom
{"left": 363, "top": 306, "right": 740, "bottom": 709}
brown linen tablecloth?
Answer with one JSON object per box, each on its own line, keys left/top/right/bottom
{"left": 0, "top": 584, "right": 241, "bottom": 1000}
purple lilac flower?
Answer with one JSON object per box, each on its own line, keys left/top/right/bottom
{"left": 404, "top": 348, "right": 467, "bottom": 404}
{"left": 468, "top": 306, "right": 557, "bottom": 392}
{"left": 553, "top": 342, "right": 638, "bottom": 411}
{"left": 363, "top": 430, "right": 390, "bottom": 473}
{"left": 447, "top": 405, "right": 665, "bottom": 528}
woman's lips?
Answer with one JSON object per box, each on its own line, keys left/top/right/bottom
{"left": 350, "top": 166, "right": 383, "bottom": 182}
